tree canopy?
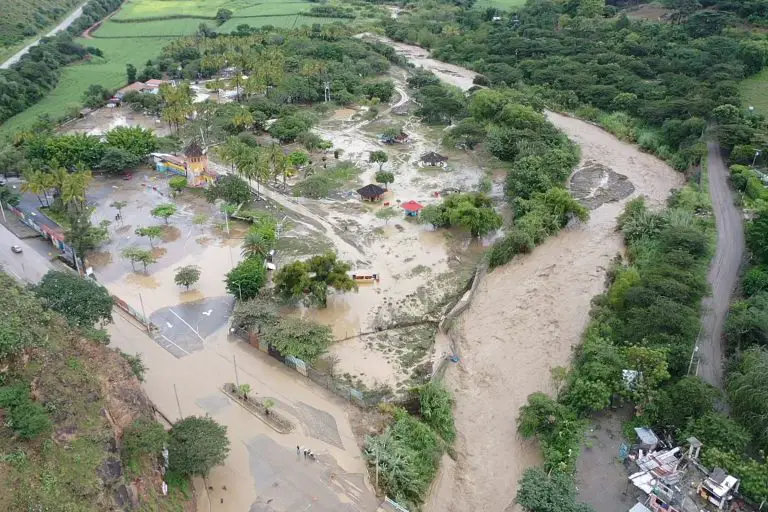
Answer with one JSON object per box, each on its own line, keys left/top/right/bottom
{"left": 34, "top": 271, "right": 113, "bottom": 328}
{"left": 168, "top": 416, "right": 230, "bottom": 477}
{"left": 225, "top": 257, "right": 266, "bottom": 300}
{"left": 262, "top": 316, "right": 333, "bottom": 362}
{"left": 273, "top": 252, "right": 357, "bottom": 307}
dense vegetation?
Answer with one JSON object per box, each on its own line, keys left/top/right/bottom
{"left": 0, "top": 272, "right": 201, "bottom": 510}
{"left": 385, "top": 0, "right": 768, "bottom": 169}
{"left": 0, "top": 0, "right": 123, "bottom": 125}
{"left": 515, "top": 182, "right": 715, "bottom": 509}
{"left": 364, "top": 382, "right": 456, "bottom": 510}
{"left": 0, "top": 0, "right": 79, "bottom": 49}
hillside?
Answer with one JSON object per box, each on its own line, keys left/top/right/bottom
{"left": 0, "top": 0, "right": 81, "bottom": 49}
{"left": 0, "top": 273, "right": 192, "bottom": 511}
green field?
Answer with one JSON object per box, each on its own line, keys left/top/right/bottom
{"left": 94, "top": 19, "right": 204, "bottom": 37}
{"left": 113, "top": 0, "right": 253, "bottom": 20}
{"left": 473, "top": 0, "right": 527, "bottom": 10}
{"left": 0, "top": 37, "right": 173, "bottom": 135}
{"left": 0, "top": 0, "right": 345, "bottom": 134}
{"left": 740, "top": 68, "right": 768, "bottom": 117}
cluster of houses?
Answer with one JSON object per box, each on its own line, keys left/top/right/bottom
{"left": 107, "top": 79, "right": 171, "bottom": 107}
{"left": 625, "top": 428, "right": 746, "bottom": 512}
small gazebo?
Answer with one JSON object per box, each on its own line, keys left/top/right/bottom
{"left": 420, "top": 151, "right": 448, "bottom": 167}
{"left": 357, "top": 184, "right": 386, "bottom": 201}
{"left": 401, "top": 200, "right": 424, "bottom": 217}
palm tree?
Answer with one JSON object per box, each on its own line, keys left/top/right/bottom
{"left": 241, "top": 230, "right": 272, "bottom": 259}
{"left": 232, "top": 108, "right": 254, "bottom": 131}
{"left": 61, "top": 170, "right": 92, "bottom": 212}
{"left": 20, "top": 170, "right": 50, "bottom": 207}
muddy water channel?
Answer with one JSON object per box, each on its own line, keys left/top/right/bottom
{"left": 361, "top": 36, "right": 685, "bottom": 512}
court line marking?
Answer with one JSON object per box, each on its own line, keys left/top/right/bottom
{"left": 168, "top": 308, "right": 206, "bottom": 344}
{"left": 159, "top": 334, "right": 191, "bottom": 356}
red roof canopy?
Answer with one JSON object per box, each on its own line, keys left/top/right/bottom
{"left": 401, "top": 200, "right": 424, "bottom": 212}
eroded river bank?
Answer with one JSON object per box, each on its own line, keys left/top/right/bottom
{"left": 358, "top": 35, "right": 684, "bottom": 512}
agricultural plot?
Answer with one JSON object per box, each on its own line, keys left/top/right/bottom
{"left": 234, "top": 1, "right": 315, "bottom": 17}
{"left": 94, "top": 19, "right": 204, "bottom": 37}
{"left": 473, "top": 0, "right": 526, "bottom": 9}
{"left": 113, "top": 0, "right": 245, "bottom": 20}
{"left": 219, "top": 15, "right": 338, "bottom": 32}
{"left": 0, "top": 37, "right": 173, "bottom": 135}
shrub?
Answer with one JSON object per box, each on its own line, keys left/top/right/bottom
{"left": 516, "top": 467, "right": 594, "bottom": 512}
{"left": 488, "top": 228, "right": 535, "bottom": 268}
{"left": 0, "top": 384, "right": 50, "bottom": 440}
{"left": 122, "top": 418, "right": 167, "bottom": 467}
{"left": 743, "top": 266, "right": 768, "bottom": 297}
{"left": 418, "top": 382, "right": 455, "bottom": 443}
{"left": 364, "top": 409, "right": 442, "bottom": 509}
{"left": 683, "top": 412, "right": 751, "bottom": 455}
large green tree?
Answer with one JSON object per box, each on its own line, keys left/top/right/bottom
{"left": 262, "top": 316, "right": 333, "bottom": 362}
{"left": 204, "top": 174, "right": 251, "bottom": 205}
{"left": 225, "top": 257, "right": 266, "bottom": 300}
{"left": 34, "top": 271, "right": 113, "bottom": 327}
{"left": 105, "top": 126, "right": 157, "bottom": 159}
{"left": 273, "top": 252, "right": 357, "bottom": 307}
{"left": 168, "top": 416, "right": 230, "bottom": 477}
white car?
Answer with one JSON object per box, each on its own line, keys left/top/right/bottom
{"left": 11, "top": 245, "right": 22, "bottom": 254}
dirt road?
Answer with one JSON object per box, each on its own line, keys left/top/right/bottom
{"left": 697, "top": 141, "right": 745, "bottom": 388}
{"left": 0, "top": 2, "right": 87, "bottom": 69}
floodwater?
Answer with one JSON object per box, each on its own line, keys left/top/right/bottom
{"left": 361, "top": 37, "right": 684, "bottom": 512}
{"left": 87, "top": 170, "right": 241, "bottom": 316}
{"left": 208, "top": 67, "right": 487, "bottom": 388}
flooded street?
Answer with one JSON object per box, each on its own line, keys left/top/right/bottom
{"left": 62, "top": 34, "right": 689, "bottom": 511}
{"left": 356, "top": 37, "right": 684, "bottom": 512}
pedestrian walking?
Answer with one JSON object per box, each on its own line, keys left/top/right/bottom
{"left": 297, "top": 445, "right": 301, "bottom": 455}
{"left": 303, "top": 448, "right": 308, "bottom": 458}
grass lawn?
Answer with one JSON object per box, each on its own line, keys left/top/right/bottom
{"left": 740, "top": 68, "right": 768, "bottom": 117}
{"left": 473, "top": 0, "right": 526, "bottom": 9}
{"left": 234, "top": 1, "right": 314, "bottom": 16}
{"left": 0, "top": 36, "right": 173, "bottom": 135}
{"left": 94, "top": 18, "right": 204, "bottom": 37}
{"left": 113, "top": 0, "right": 239, "bottom": 20}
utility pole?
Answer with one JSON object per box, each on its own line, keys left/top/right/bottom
{"left": 233, "top": 355, "right": 240, "bottom": 388}
{"left": 375, "top": 444, "right": 379, "bottom": 489}
{"left": 0, "top": 198, "right": 6, "bottom": 223}
{"left": 174, "top": 384, "right": 183, "bottom": 420}
{"left": 138, "top": 293, "right": 150, "bottom": 332}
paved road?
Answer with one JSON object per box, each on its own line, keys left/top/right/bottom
{"left": 0, "top": 2, "right": 87, "bottom": 69}
{"left": 697, "top": 141, "right": 745, "bottom": 388}
{"left": 0, "top": 222, "right": 53, "bottom": 282}
{"left": 0, "top": 221, "right": 380, "bottom": 511}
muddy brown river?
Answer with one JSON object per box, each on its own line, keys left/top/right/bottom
{"left": 359, "top": 35, "right": 685, "bottom": 512}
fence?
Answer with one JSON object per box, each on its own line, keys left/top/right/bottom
{"left": 431, "top": 262, "right": 488, "bottom": 382}
{"left": 233, "top": 327, "right": 382, "bottom": 408}
{"left": 112, "top": 295, "right": 157, "bottom": 332}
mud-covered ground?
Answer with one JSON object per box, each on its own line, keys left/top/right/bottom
{"left": 61, "top": 106, "right": 171, "bottom": 137}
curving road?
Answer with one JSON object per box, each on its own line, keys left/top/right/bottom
{"left": 0, "top": 2, "right": 87, "bottom": 70}
{"left": 697, "top": 141, "right": 745, "bottom": 388}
